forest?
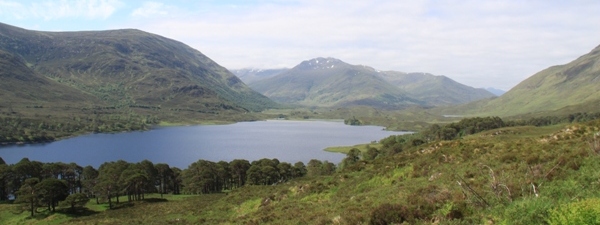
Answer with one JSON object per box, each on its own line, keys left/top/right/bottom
{"left": 0, "top": 155, "right": 341, "bottom": 216}
{"left": 0, "top": 114, "right": 158, "bottom": 144}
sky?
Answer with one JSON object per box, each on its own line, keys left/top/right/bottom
{"left": 1, "top": 0, "right": 599, "bottom": 90}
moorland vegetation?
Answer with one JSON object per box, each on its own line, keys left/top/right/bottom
{"left": 1, "top": 115, "right": 599, "bottom": 224}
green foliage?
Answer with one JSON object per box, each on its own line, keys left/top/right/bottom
{"left": 369, "top": 203, "right": 409, "bottom": 225}
{"left": 344, "top": 116, "right": 362, "bottom": 125}
{"left": 36, "top": 178, "right": 69, "bottom": 212}
{"left": 340, "top": 148, "right": 361, "bottom": 170}
{"left": 62, "top": 193, "right": 90, "bottom": 212}
{"left": 547, "top": 198, "right": 600, "bottom": 225}
{"left": 423, "top": 116, "right": 505, "bottom": 141}
{"left": 499, "top": 197, "right": 555, "bottom": 225}
{"left": 305, "top": 159, "right": 336, "bottom": 177}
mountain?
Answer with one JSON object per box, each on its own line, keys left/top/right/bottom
{"left": 454, "top": 44, "right": 600, "bottom": 117}
{"left": 230, "top": 68, "right": 288, "bottom": 84}
{"left": 249, "top": 57, "right": 423, "bottom": 109}
{"left": 0, "top": 22, "right": 275, "bottom": 116}
{"left": 378, "top": 71, "right": 496, "bottom": 105}
{"left": 249, "top": 57, "right": 495, "bottom": 108}
{"left": 0, "top": 48, "right": 99, "bottom": 107}
{"left": 485, "top": 87, "right": 506, "bottom": 96}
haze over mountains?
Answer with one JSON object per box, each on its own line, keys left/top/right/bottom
{"left": 485, "top": 87, "right": 506, "bottom": 96}
{"left": 244, "top": 57, "right": 495, "bottom": 108}
{"left": 230, "top": 68, "right": 288, "bottom": 84}
{"left": 0, "top": 22, "right": 275, "bottom": 117}
{"left": 377, "top": 71, "right": 496, "bottom": 106}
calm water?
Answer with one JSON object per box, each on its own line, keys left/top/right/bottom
{"left": 0, "top": 120, "right": 407, "bottom": 168}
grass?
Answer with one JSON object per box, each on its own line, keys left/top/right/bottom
{"left": 324, "top": 143, "right": 382, "bottom": 154}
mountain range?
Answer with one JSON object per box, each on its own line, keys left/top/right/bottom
{"left": 246, "top": 57, "right": 495, "bottom": 108}
{"left": 2, "top": 21, "right": 599, "bottom": 122}
{"left": 248, "top": 58, "right": 423, "bottom": 109}
{"left": 0, "top": 22, "right": 275, "bottom": 118}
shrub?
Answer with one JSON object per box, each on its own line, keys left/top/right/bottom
{"left": 369, "top": 203, "right": 410, "bottom": 225}
{"left": 546, "top": 198, "right": 600, "bottom": 225}
{"left": 500, "top": 197, "right": 554, "bottom": 225}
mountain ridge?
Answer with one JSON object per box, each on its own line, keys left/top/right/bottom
{"left": 0, "top": 22, "right": 276, "bottom": 117}
{"left": 377, "top": 71, "right": 496, "bottom": 106}
{"left": 468, "top": 44, "right": 600, "bottom": 116}
{"left": 248, "top": 57, "right": 495, "bottom": 108}
{"left": 433, "top": 44, "right": 600, "bottom": 117}
{"left": 249, "top": 57, "right": 423, "bottom": 109}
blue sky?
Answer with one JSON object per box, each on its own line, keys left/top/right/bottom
{"left": 1, "top": 0, "right": 599, "bottom": 90}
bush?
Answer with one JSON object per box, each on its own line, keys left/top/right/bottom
{"left": 546, "top": 198, "right": 600, "bottom": 225}
{"left": 369, "top": 203, "right": 410, "bottom": 225}
{"left": 500, "top": 197, "right": 554, "bottom": 225}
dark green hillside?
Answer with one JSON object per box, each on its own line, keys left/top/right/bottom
{"left": 0, "top": 22, "right": 275, "bottom": 114}
{"left": 249, "top": 57, "right": 423, "bottom": 109}
{"left": 0, "top": 49, "right": 98, "bottom": 106}
{"left": 447, "top": 44, "right": 600, "bottom": 117}
{"left": 379, "top": 71, "right": 496, "bottom": 106}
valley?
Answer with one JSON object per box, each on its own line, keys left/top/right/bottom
{"left": 1, "top": 21, "right": 600, "bottom": 225}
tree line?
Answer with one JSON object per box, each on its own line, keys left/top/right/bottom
{"left": 0, "top": 114, "right": 158, "bottom": 144}
{"left": 0, "top": 156, "right": 340, "bottom": 215}
{"left": 372, "top": 113, "right": 600, "bottom": 159}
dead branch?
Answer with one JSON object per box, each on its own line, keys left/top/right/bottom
{"left": 455, "top": 174, "right": 490, "bottom": 207}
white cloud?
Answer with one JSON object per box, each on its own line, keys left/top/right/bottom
{"left": 4, "top": 0, "right": 600, "bottom": 90}
{"left": 131, "top": 1, "right": 170, "bottom": 18}
{"left": 0, "top": 0, "right": 123, "bottom": 20}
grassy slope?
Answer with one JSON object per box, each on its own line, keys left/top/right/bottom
{"left": 436, "top": 44, "right": 600, "bottom": 117}
{"left": 3, "top": 119, "right": 598, "bottom": 224}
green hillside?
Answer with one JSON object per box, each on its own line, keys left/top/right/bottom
{"left": 0, "top": 22, "right": 275, "bottom": 115}
{"left": 379, "top": 71, "right": 496, "bottom": 106}
{"left": 448, "top": 44, "right": 600, "bottom": 117}
{"left": 249, "top": 57, "right": 423, "bottom": 109}
{"left": 0, "top": 49, "right": 99, "bottom": 107}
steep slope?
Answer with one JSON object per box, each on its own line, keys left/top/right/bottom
{"left": 0, "top": 49, "right": 98, "bottom": 107}
{"left": 378, "top": 71, "right": 496, "bottom": 105}
{"left": 0, "top": 22, "right": 275, "bottom": 114}
{"left": 249, "top": 57, "right": 422, "bottom": 109}
{"left": 472, "top": 44, "right": 600, "bottom": 116}
{"left": 230, "top": 68, "right": 288, "bottom": 84}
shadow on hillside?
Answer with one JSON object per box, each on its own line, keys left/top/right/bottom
{"left": 56, "top": 207, "right": 100, "bottom": 217}
{"left": 141, "top": 198, "right": 169, "bottom": 203}
{"left": 104, "top": 198, "right": 169, "bottom": 210}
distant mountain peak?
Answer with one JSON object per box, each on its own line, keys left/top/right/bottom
{"left": 296, "top": 57, "right": 345, "bottom": 70}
